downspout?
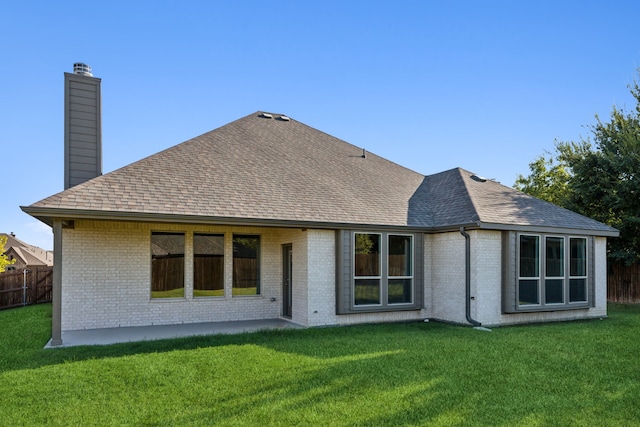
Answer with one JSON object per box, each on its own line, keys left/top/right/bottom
{"left": 460, "top": 227, "right": 482, "bottom": 327}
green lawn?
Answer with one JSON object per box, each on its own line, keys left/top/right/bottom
{"left": 1, "top": 304, "right": 640, "bottom": 426}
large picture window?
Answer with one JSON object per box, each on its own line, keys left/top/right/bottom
{"left": 193, "top": 233, "right": 224, "bottom": 297}
{"left": 353, "top": 233, "right": 414, "bottom": 307}
{"left": 151, "top": 232, "right": 185, "bottom": 298}
{"left": 233, "top": 235, "right": 260, "bottom": 296}
{"left": 516, "top": 234, "right": 589, "bottom": 310}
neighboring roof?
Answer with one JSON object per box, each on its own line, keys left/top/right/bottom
{"left": 1, "top": 233, "right": 53, "bottom": 266}
{"left": 22, "top": 112, "right": 618, "bottom": 236}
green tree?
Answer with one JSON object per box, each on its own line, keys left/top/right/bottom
{"left": 0, "top": 235, "right": 15, "bottom": 272}
{"left": 514, "top": 147, "right": 572, "bottom": 206}
{"left": 516, "top": 71, "right": 640, "bottom": 265}
{"left": 562, "top": 79, "right": 640, "bottom": 264}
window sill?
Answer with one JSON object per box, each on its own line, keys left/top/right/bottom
{"left": 344, "top": 305, "right": 423, "bottom": 314}
{"left": 505, "top": 303, "right": 591, "bottom": 314}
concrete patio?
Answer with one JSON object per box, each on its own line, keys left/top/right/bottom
{"left": 45, "top": 318, "right": 302, "bottom": 348}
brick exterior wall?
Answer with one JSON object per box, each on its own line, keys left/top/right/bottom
{"left": 473, "top": 231, "right": 608, "bottom": 326}
{"left": 429, "top": 232, "right": 467, "bottom": 324}
{"left": 423, "top": 230, "right": 609, "bottom": 326}
{"left": 61, "top": 221, "right": 307, "bottom": 330}
{"left": 60, "top": 221, "right": 608, "bottom": 331}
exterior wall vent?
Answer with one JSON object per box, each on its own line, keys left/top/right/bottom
{"left": 73, "top": 62, "right": 93, "bottom": 77}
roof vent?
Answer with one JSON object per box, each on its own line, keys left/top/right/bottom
{"left": 470, "top": 174, "right": 487, "bottom": 183}
{"left": 260, "top": 113, "right": 273, "bottom": 119}
{"left": 278, "top": 115, "right": 290, "bottom": 121}
{"left": 73, "top": 62, "right": 93, "bottom": 77}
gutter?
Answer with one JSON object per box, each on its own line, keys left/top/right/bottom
{"left": 460, "top": 227, "right": 482, "bottom": 327}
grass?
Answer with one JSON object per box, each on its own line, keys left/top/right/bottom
{"left": 1, "top": 304, "right": 640, "bottom": 426}
{"left": 151, "top": 287, "right": 185, "bottom": 298}
{"left": 193, "top": 288, "right": 224, "bottom": 297}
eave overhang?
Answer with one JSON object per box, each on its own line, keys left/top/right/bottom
{"left": 476, "top": 221, "right": 620, "bottom": 238}
{"left": 20, "top": 206, "right": 619, "bottom": 237}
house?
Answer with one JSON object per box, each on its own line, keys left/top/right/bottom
{"left": 22, "top": 65, "right": 619, "bottom": 346}
{"left": 1, "top": 232, "right": 53, "bottom": 271}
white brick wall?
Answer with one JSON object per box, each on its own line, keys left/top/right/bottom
{"left": 472, "top": 230, "right": 503, "bottom": 325}
{"left": 475, "top": 231, "right": 609, "bottom": 326}
{"left": 60, "top": 221, "right": 609, "bottom": 331}
{"left": 424, "top": 230, "right": 609, "bottom": 326}
{"left": 429, "top": 232, "right": 467, "bottom": 324}
{"left": 62, "top": 221, "right": 299, "bottom": 330}
{"left": 305, "top": 230, "right": 336, "bottom": 326}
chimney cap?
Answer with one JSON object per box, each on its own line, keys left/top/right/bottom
{"left": 73, "top": 63, "right": 93, "bottom": 77}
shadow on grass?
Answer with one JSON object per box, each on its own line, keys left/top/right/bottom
{"left": 0, "top": 303, "right": 459, "bottom": 373}
{"left": 2, "top": 303, "right": 638, "bottom": 374}
{"left": 2, "top": 303, "right": 640, "bottom": 425}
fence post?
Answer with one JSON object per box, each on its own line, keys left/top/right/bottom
{"left": 22, "top": 268, "right": 30, "bottom": 306}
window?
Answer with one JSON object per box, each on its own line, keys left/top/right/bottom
{"left": 336, "top": 230, "right": 423, "bottom": 314}
{"left": 151, "top": 232, "right": 185, "bottom": 298}
{"left": 233, "top": 235, "right": 260, "bottom": 296}
{"left": 545, "top": 236, "right": 564, "bottom": 304}
{"left": 353, "top": 233, "right": 414, "bottom": 307}
{"left": 388, "top": 235, "right": 413, "bottom": 304}
{"left": 570, "top": 238, "right": 587, "bottom": 302}
{"left": 354, "top": 233, "right": 381, "bottom": 305}
{"left": 514, "top": 234, "right": 589, "bottom": 310}
{"left": 193, "top": 233, "right": 224, "bottom": 297}
{"left": 518, "top": 235, "right": 539, "bottom": 305}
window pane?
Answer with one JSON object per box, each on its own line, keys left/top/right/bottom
{"left": 570, "top": 238, "right": 587, "bottom": 277}
{"left": 233, "top": 235, "right": 260, "bottom": 296}
{"left": 355, "top": 279, "right": 380, "bottom": 305}
{"left": 545, "top": 279, "right": 564, "bottom": 304}
{"left": 570, "top": 278, "right": 587, "bottom": 302}
{"left": 194, "top": 234, "right": 224, "bottom": 297}
{"left": 389, "top": 235, "right": 412, "bottom": 277}
{"left": 388, "top": 279, "right": 412, "bottom": 304}
{"left": 151, "top": 232, "right": 185, "bottom": 298}
{"left": 519, "top": 235, "right": 539, "bottom": 278}
{"left": 355, "top": 233, "right": 380, "bottom": 277}
{"left": 519, "top": 279, "right": 539, "bottom": 305}
{"left": 545, "top": 237, "right": 564, "bottom": 277}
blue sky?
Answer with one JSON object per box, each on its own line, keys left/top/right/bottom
{"left": 2, "top": 1, "right": 639, "bottom": 250}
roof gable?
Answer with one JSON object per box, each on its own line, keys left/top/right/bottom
{"left": 1, "top": 233, "right": 53, "bottom": 266}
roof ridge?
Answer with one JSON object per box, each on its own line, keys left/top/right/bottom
{"left": 454, "top": 168, "right": 482, "bottom": 224}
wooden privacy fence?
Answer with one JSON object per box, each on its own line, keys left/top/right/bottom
{"left": 0, "top": 266, "right": 53, "bottom": 310}
{"left": 151, "top": 257, "right": 258, "bottom": 291}
{"left": 608, "top": 262, "right": 640, "bottom": 304}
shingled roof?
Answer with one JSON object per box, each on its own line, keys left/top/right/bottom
{"left": 1, "top": 233, "right": 53, "bottom": 266}
{"left": 23, "top": 112, "right": 618, "bottom": 236}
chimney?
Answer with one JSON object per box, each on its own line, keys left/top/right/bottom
{"left": 64, "top": 63, "right": 102, "bottom": 189}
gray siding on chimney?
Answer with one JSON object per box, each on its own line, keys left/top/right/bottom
{"left": 64, "top": 72, "right": 102, "bottom": 189}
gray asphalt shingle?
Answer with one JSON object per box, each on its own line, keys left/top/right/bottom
{"left": 25, "top": 112, "right": 618, "bottom": 235}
